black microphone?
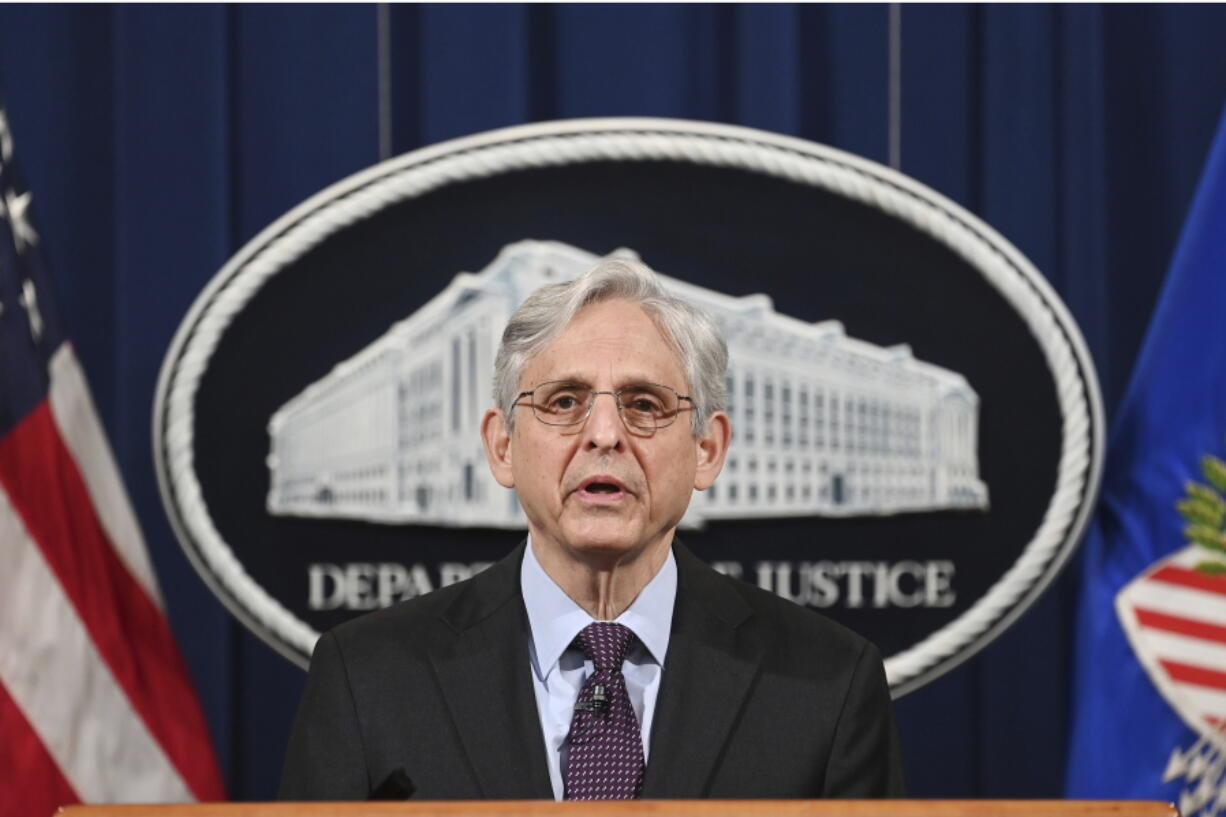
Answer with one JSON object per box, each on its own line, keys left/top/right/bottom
{"left": 575, "top": 683, "right": 610, "bottom": 713}
{"left": 369, "top": 768, "right": 415, "bottom": 800}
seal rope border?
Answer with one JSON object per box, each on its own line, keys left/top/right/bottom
{"left": 154, "top": 117, "right": 1104, "bottom": 689}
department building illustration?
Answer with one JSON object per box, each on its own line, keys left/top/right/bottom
{"left": 266, "top": 240, "right": 988, "bottom": 528}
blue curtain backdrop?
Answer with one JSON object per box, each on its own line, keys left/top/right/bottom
{"left": 1, "top": 2, "right": 1225, "bottom": 801}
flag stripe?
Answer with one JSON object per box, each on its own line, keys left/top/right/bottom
{"left": 0, "top": 481, "right": 190, "bottom": 802}
{"left": 1160, "top": 659, "right": 1226, "bottom": 692}
{"left": 0, "top": 400, "right": 223, "bottom": 801}
{"left": 1165, "top": 683, "right": 1226, "bottom": 723}
{"left": 47, "top": 345, "right": 161, "bottom": 605}
{"left": 1125, "top": 626, "right": 1226, "bottom": 672}
{"left": 1151, "top": 564, "right": 1226, "bottom": 596}
{"left": 1135, "top": 606, "right": 1226, "bottom": 644}
{"left": 1125, "top": 578, "right": 1226, "bottom": 625}
{"left": 0, "top": 679, "right": 79, "bottom": 817}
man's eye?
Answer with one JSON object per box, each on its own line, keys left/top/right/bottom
{"left": 549, "top": 395, "right": 580, "bottom": 411}
{"left": 626, "top": 395, "right": 664, "bottom": 414}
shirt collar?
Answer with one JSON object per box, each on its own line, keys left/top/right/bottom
{"left": 521, "top": 536, "right": 677, "bottom": 681}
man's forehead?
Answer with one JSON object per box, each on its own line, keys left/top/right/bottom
{"left": 518, "top": 300, "right": 686, "bottom": 388}
{"left": 520, "top": 357, "right": 687, "bottom": 390}
{"left": 526, "top": 370, "right": 674, "bottom": 389}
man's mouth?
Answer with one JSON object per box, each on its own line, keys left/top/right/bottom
{"left": 576, "top": 476, "right": 630, "bottom": 501}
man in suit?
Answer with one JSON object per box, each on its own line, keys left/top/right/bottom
{"left": 280, "top": 257, "right": 905, "bottom": 800}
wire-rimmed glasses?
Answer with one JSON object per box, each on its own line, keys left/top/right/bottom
{"left": 516, "top": 381, "right": 693, "bottom": 431}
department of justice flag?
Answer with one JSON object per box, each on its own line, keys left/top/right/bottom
{"left": 1066, "top": 104, "right": 1226, "bottom": 816}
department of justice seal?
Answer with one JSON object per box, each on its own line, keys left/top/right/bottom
{"left": 154, "top": 118, "right": 1104, "bottom": 695}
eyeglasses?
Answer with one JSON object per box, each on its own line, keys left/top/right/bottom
{"left": 516, "top": 381, "right": 693, "bottom": 431}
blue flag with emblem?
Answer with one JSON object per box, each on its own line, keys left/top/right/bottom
{"left": 1066, "top": 105, "right": 1226, "bottom": 815}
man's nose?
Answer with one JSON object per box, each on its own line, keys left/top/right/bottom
{"left": 583, "top": 392, "right": 624, "bottom": 450}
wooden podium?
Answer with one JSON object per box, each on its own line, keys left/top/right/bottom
{"left": 55, "top": 801, "right": 1180, "bottom": 817}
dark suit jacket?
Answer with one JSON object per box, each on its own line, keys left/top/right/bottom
{"left": 279, "top": 541, "right": 905, "bottom": 799}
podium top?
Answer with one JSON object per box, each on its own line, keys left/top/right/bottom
{"left": 56, "top": 800, "right": 1179, "bottom": 817}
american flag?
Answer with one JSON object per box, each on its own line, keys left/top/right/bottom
{"left": 0, "top": 106, "right": 224, "bottom": 813}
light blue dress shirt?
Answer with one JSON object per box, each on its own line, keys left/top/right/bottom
{"left": 521, "top": 538, "right": 677, "bottom": 800}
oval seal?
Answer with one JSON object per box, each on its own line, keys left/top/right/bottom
{"left": 154, "top": 118, "right": 1104, "bottom": 695}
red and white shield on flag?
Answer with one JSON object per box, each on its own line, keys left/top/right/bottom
{"left": 1117, "top": 544, "right": 1226, "bottom": 746}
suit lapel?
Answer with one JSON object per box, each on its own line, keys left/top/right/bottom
{"left": 640, "top": 543, "right": 764, "bottom": 797}
{"left": 428, "top": 544, "right": 553, "bottom": 799}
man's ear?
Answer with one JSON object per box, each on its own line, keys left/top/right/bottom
{"left": 693, "top": 411, "right": 731, "bottom": 491}
{"left": 481, "top": 408, "right": 515, "bottom": 489}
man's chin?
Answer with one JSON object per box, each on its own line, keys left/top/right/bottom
{"left": 560, "top": 522, "right": 660, "bottom": 563}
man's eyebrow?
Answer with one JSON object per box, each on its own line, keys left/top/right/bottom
{"left": 538, "top": 375, "right": 593, "bottom": 387}
{"left": 539, "top": 374, "right": 665, "bottom": 388}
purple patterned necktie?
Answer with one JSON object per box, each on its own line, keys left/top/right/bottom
{"left": 563, "top": 622, "right": 645, "bottom": 800}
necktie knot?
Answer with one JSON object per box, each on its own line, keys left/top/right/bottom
{"left": 574, "top": 621, "right": 635, "bottom": 673}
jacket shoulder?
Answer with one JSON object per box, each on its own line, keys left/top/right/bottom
{"left": 675, "top": 542, "right": 877, "bottom": 674}
{"left": 321, "top": 542, "right": 524, "bottom": 664}
{"left": 732, "top": 572, "right": 871, "bottom": 654}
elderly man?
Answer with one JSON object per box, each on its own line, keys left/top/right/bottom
{"left": 280, "top": 258, "right": 905, "bottom": 800}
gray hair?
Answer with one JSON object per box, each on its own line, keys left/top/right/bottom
{"left": 494, "top": 257, "right": 728, "bottom": 434}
